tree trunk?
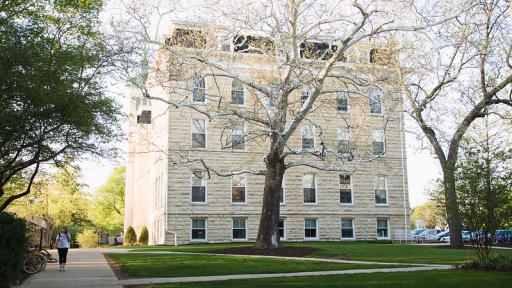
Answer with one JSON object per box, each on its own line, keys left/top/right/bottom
{"left": 255, "top": 148, "right": 285, "bottom": 249}
{"left": 442, "top": 165, "right": 464, "bottom": 248}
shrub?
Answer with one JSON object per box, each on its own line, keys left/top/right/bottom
{"left": 125, "top": 226, "right": 137, "bottom": 246}
{"left": 457, "top": 255, "right": 512, "bottom": 272}
{"left": 138, "top": 226, "right": 148, "bottom": 245}
{"left": 76, "top": 229, "right": 99, "bottom": 248}
{"left": 0, "top": 212, "right": 27, "bottom": 287}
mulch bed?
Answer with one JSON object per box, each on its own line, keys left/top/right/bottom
{"left": 209, "top": 246, "right": 318, "bottom": 257}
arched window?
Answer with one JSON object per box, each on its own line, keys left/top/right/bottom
{"left": 192, "top": 77, "right": 206, "bottom": 103}
{"left": 231, "top": 79, "right": 245, "bottom": 105}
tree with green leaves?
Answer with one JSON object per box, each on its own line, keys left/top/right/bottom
{"left": 7, "top": 164, "right": 92, "bottom": 246}
{"left": 0, "top": 0, "right": 122, "bottom": 211}
{"left": 89, "top": 166, "right": 125, "bottom": 234}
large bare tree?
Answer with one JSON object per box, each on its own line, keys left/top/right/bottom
{"left": 396, "top": 0, "right": 512, "bottom": 247}
{"left": 113, "top": 0, "right": 467, "bottom": 248}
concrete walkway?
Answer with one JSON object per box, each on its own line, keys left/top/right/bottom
{"left": 119, "top": 265, "right": 452, "bottom": 286}
{"left": 21, "top": 249, "right": 123, "bottom": 288}
{"left": 20, "top": 248, "right": 454, "bottom": 287}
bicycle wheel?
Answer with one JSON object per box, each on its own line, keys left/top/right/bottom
{"left": 23, "top": 254, "right": 44, "bottom": 274}
{"left": 36, "top": 253, "right": 47, "bottom": 271}
{"left": 39, "top": 248, "right": 51, "bottom": 259}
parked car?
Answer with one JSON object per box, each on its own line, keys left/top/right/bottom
{"left": 410, "top": 229, "right": 425, "bottom": 237}
{"left": 436, "top": 231, "right": 449, "bottom": 241}
{"left": 440, "top": 231, "right": 471, "bottom": 243}
{"left": 495, "top": 229, "right": 512, "bottom": 244}
{"left": 413, "top": 229, "right": 442, "bottom": 241}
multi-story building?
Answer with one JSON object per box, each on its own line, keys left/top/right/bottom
{"left": 124, "top": 22, "right": 410, "bottom": 245}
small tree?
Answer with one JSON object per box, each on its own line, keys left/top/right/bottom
{"left": 125, "top": 226, "right": 137, "bottom": 246}
{"left": 76, "top": 229, "right": 98, "bottom": 248}
{"left": 138, "top": 226, "right": 149, "bottom": 245}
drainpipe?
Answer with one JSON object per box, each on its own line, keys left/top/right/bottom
{"left": 399, "top": 106, "right": 409, "bottom": 244}
{"left": 165, "top": 165, "right": 178, "bottom": 247}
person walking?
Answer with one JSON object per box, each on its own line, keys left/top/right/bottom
{"left": 56, "top": 226, "right": 71, "bottom": 271}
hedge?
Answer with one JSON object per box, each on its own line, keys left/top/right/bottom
{"left": 0, "top": 212, "right": 27, "bottom": 287}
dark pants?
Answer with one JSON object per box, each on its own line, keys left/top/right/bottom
{"left": 57, "top": 248, "right": 68, "bottom": 264}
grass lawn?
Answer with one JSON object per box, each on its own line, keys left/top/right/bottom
{"left": 154, "top": 270, "right": 512, "bottom": 288}
{"left": 127, "top": 242, "right": 512, "bottom": 264}
{"left": 106, "top": 253, "right": 402, "bottom": 278}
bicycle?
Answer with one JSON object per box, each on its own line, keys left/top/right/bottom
{"left": 22, "top": 249, "right": 46, "bottom": 274}
{"left": 28, "top": 243, "right": 58, "bottom": 263}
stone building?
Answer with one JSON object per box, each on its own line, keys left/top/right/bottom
{"left": 124, "top": 22, "right": 410, "bottom": 245}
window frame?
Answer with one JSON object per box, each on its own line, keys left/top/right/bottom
{"left": 374, "top": 175, "right": 388, "bottom": 206}
{"left": 191, "top": 171, "right": 207, "bottom": 204}
{"left": 191, "top": 118, "right": 207, "bottom": 149}
{"left": 369, "top": 89, "right": 383, "bottom": 115}
{"left": 300, "top": 85, "right": 313, "bottom": 107}
{"left": 302, "top": 174, "right": 317, "bottom": 204}
{"left": 232, "top": 217, "right": 248, "bottom": 240}
{"left": 336, "top": 90, "right": 349, "bottom": 112}
{"left": 231, "top": 174, "right": 247, "bottom": 204}
{"left": 230, "top": 123, "right": 246, "bottom": 150}
{"left": 304, "top": 218, "right": 319, "bottom": 240}
{"left": 341, "top": 218, "right": 355, "bottom": 240}
{"left": 191, "top": 218, "right": 207, "bottom": 241}
{"left": 372, "top": 129, "right": 386, "bottom": 155}
{"left": 339, "top": 174, "right": 353, "bottom": 205}
{"left": 231, "top": 79, "right": 245, "bottom": 105}
{"left": 279, "top": 218, "right": 286, "bottom": 240}
{"left": 376, "top": 218, "right": 390, "bottom": 239}
{"left": 192, "top": 76, "right": 206, "bottom": 103}
{"left": 337, "top": 126, "right": 351, "bottom": 156}
{"left": 301, "top": 125, "right": 316, "bottom": 151}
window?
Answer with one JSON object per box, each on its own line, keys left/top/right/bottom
{"left": 191, "top": 219, "right": 206, "bottom": 240}
{"left": 372, "top": 129, "right": 385, "bottom": 155}
{"left": 268, "top": 85, "right": 279, "bottom": 108}
{"left": 191, "top": 119, "right": 206, "bottom": 148}
{"left": 192, "top": 77, "right": 206, "bottom": 102}
{"left": 231, "top": 123, "right": 245, "bottom": 150}
{"left": 279, "top": 178, "right": 285, "bottom": 204}
{"left": 303, "top": 174, "right": 316, "bottom": 203}
{"left": 191, "top": 171, "right": 206, "bottom": 203}
{"left": 374, "top": 175, "right": 388, "bottom": 205}
{"left": 304, "top": 218, "right": 317, "bottom": 239}
{"left": 168, "top": 28, "right": 206, "bottom": 49}
{"left": 232, "top": 218, "right": 247, "bottom": 239}
{"left": 377, "top": 218, "right": 389, "bottom": 238}
{"left": 279, "top": 219, "right": 286, "bottom": 239}
{"left": 370, "top": 89, "right": 383, "bottom": 114}
{"left": 232, "top": 174, "right": 246, "bottom": 203}
{"left": 339, "top": 175, "right": 352, "bottom": 204}
{"left": 301, "top": 125, "right": 315, "bottom": 150}
{"left": 337, "top": 126, "right": 350, "bottom": 155}
{"left": 300, "top": 86, "right": 313, "bottom": 107}
{"left": 231, "top": 79, "right": 245, "bottom": 105}
{"left": 336, "top": 90, "right": 348, "bottom": 112}
{"left": 341, "top": 218, "right": 354, "bottom": 239}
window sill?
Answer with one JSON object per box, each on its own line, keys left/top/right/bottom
{"left": 303, "top": 202, "right": 318, "bottom": 205}
{"left": 190, "top": 239, "right": 208, "bottom": 243}
{"left": 370, "top": 113, "right": 384, "bottom": 116}
{"left": 340, "top": 203, "right": 353, "bottom": 206}
{"left": 231, "top": 202, "right": 248, "bottom": 205}
{"left": 375, "top": 203, "right": 389, "bottom": 207}
{"left": 231, "top": 238, "right": 248, "bottom": 242}
{"left": 304, "top": 237, "right": 319, "bottom": 241}
{"left": 190, "top": 202, "right": 208, "bottom": 205}
{"left": 341, "top": 237, "right": 355, "bottom": 241}
{"left": 377, "top": 237, "right": 390, "bottom": 240}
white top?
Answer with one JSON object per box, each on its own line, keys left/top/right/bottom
{"left": 56, "top": 232, "right": 71, "bottom": 248}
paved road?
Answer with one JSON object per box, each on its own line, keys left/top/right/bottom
{"left": 21, "top": 249, "right": 123, "bottom": 288}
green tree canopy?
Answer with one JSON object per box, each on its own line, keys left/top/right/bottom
{"left": 89, "top": 165, "right": 125, "bottom": 234}
{"left": 0, "top": 0, "right": 122, "bottom": 210}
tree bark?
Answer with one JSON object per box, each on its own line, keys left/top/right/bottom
{"left": 442, "top": 164, "right": 464, "bottom": 248}
{"left": 255, "top": 142, "right": 285, "bottom": 249}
